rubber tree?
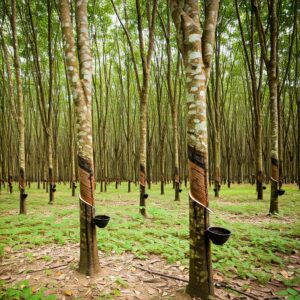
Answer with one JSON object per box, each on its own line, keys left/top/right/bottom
{"left": 1, "top": 0, "right": 27, "bottom": 214}
{"left": 252, "top": 0, "right": 279, "bottom": 214}
{"left": 170, "top": 0, "right": 219, "bottom": 298}
{"left": 111, "top": 0, "right": 158, "bottom": 216}
{"left": 60, "top": 0, "right": 100, "bottom": 275}
{"left": 296, "top": 10, "right": 300, "bottom": 189}
{"left": 26, "top": 0, "right": 55, "bottom": 204}
{"left": 160, "top": 5, "right": 181, "bottom": 200}
{"left": 235, "top": 0, "right": 265, "bottom": 200}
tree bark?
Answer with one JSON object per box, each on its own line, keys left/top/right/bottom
{"left": 5, "top": 0, "right": 27, "bottom": 214}
{"left": 60, "top": 0, "right": 100, "bottom": 276}
{"left": 252, "top": 0, "right": 279, "bottom": 213}
{"left": 170, "top": 0, "right": 219, "bottom": 298}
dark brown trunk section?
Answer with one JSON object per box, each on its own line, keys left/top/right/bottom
{"left": 8, "top": 175, "right": 13, "bottom": 194}
{"left": 78, "top": 156, "right": 100, "bottom": 275}
{"left": 128, "top": 180, "right": 131, "bottom": 193}
{"left": 78, "top": 200, "right": 99, "bottom": 276}
{"left": 186, "top": 147, "right": 214, "bottom": 298}
{"left": 160, "top": 142, "right": 165, "bottom": 195}
{"left": 214, "top": 180, "right": 220, "bottom": 198}
{"left": 48, "top": 167, "right": 54, "bottom": 204}
{"left": 19, "top": 167, "right": 26, "bottom": 214}
{"left": 174, "top": 166, "right": 180, "bottom": 201}
{"left": 297, "top": 99, "right": 300, "bottom": 189}
{"left": 139, "top": 164, "right": 146, "bottom": 217}
{"left": 257, "top": 171, "right": 263, "bottom": 200}
{"left": 227, "top": 158, "right": 231, "bottom": 188}
{"left": 72, "top": 181, "right": 76, "bottom": 197}
{"left": 186, "top": 200, "right": 213, "bottom": 298}
{"left": 269, "top": 158, "right": 279, "bottom": 214}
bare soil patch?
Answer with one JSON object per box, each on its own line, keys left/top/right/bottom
{"left": 218, "top": 211, "right": 296, "bottom": 225}
{"left": 0, "top": 244, "right": 292, "bottom": 299}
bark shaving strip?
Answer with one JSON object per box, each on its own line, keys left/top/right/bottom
{"left": 189, "top": 191, "right": 214, "bottom": 213}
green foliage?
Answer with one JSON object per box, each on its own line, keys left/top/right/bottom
{"left": 277, "top": 287, "right": 300, "bottom": 300}
{"left": 0, "top": 280, "right": 56, "bottom": 300}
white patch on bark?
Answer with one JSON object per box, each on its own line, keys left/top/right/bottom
{"left": 194, "top": 74, "right": 206, "bottom": 81}
{"left": 199, "top": 90, "right": 205, "bottom": 97}
{"left": 188, "top": 51, "right": 201, "bottom": 61}
{"left": 188, "top": 33, "right": 201, "bottom": 43}
{"left": 188, "top": 110, "right": 196, "bottom": 115}
{"left": 195, "top": 122, "right": 206, "bottom": 132}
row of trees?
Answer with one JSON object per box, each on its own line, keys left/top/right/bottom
{"left": 0, "top": 0, "right": 298, "bottom": 298}
{"left": 0, "top": 0, "right": 298, "bottom": 204}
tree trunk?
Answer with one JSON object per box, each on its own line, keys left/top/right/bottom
{"left": 269, "top": 72, "right": 279, "bottom": 214}
{"left": 213, "top": 129, "right": 221, "bottom": 198}
{"left": 160, "top": 141, "right": 165, "bottom": 195}
{"left": 137, "top": 0, "right": 158, "bottom": 217}
{"left": 60, "top": 0, "right": 100, "bottom": 276}
{"left": 8, "top": 0, "right": 27, "bottom": 214}
{"left": 139, "top": 101, "right": 147, "bottom": 216}
{"left": 172, "top": 107, "right": 180, "bottom": 201}
{"left": 227, "top": 157, "right": 231, "bottom": 188}
{"left": 170, "top": 0, "right": 219, "bottom": 298}
{"left": 298, "top": 101, "right": 300, "bottom": 189}
{"left": 256, "top": 123, "right": 264, "bottom": 200}
{"left": 48, "top": 134, "right": 54, "bottom": 204}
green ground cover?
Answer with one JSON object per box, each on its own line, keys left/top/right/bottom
{"left": 0, "top": 183, "right": 299, "bottom": 293}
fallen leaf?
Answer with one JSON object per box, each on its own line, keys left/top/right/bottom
{"left": 64, "top": 290, "right": 72, "bottom": 296}
{"left": 280, "top": 270, "right": 289, "bottom": 279}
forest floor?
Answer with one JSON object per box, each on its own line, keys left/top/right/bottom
{"left": 0, "top": 183, "right": 299, "bottom": 300}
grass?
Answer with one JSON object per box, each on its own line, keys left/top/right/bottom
{"left": 0, "top": 182, "right": 299, "bottom": 289}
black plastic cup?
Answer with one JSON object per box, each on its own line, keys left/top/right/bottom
{"left": 206, "top": 226, "right": 231, "bottom": 245}
{"left": 94, "top": 215, "right": 110, "bottom": 228}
